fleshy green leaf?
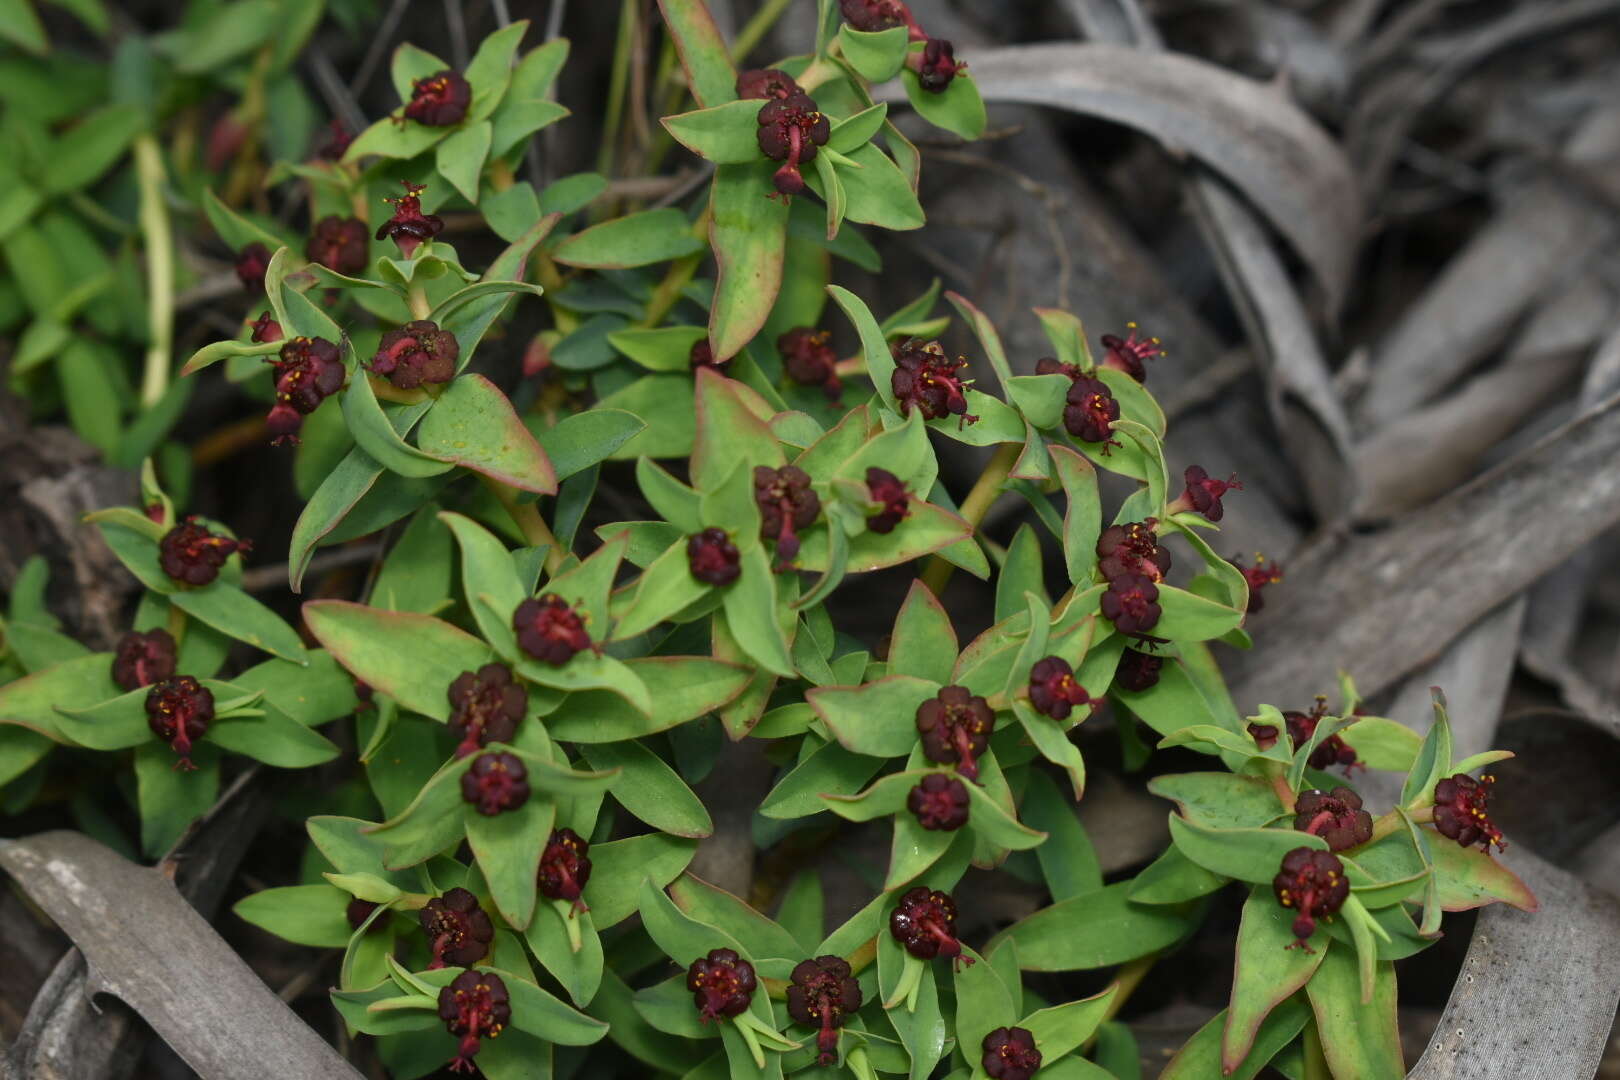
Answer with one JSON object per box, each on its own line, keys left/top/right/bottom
{"left": 416, "top": 374, "right": 557, "bottom": 494}
{"left": 1168, "top": 813, "right": 1325, "bottom": 884}
{"left": 809, "top": 674, "right": 937, "bottom": 758}
{"left": 993, "top": 882, "right": 1201, "bottom": 971}
{"left": 1306, "top": 949, "right": 1403, "bottom": 1079}
{"left": 552, "top": 208, "right": 705, "bottom": 269}
{"left": 838, "top": 25, "right": 909, "bottom": 82}
{"left": 581, "top": 740, "right": 713, "bottom": 837}
{"left": 303, "top": 601, "right": 493, "bottom": 721}
{"left": 662, "top": 99, "right": 762, "bottom": 164}
{"left": 1222, "top": 885, "right": 1326, "bottom": 1071}
{"left": 709, "top": 160, "right": 789, "bottom": 360}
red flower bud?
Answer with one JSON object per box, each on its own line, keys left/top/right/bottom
{"left": 1272, "top": 847, "right": 1348, "bottom": 949}
{"left": 438, "top": 968, "right": 510, "bottom": 1074}
{"left": 687, "top": 948, "right": 758, "bottom": 1021}
{"left": 1233, "top": 554, "right": 1283, "bottom": 613}
{"left": 1100, "top": 323, "right": 1163, "bottom": 382}
{"left": 1114, "top": 648, "right": 1163, "bottom": 692}
{"left": 1096, "top": 520, "right": 1170, "bottom": 582}
{"left": 305, "top": 215, "right": 368, "bottom": 275}
{"left": 864, "top": 467, "right": 910, "bottom": 533}
{"left": 982, "top": 1026, "right": 1042, "bottom": 1080}
{"left": 908, "top": 773, "right": 970, "bottom": 831}
{"left": 316, "top": 118, "right": 353, "bottom": 161}
{"left": 1101, "top": 574, "right": 1161, "bottom": 635}
{"left": 1433, "top": 773, "right": 1506, "bottom": 853}
{"left": 757, "top": 93, "right": 829, "bottom": 199}
{"left": 889, "top": 886, "right": 970, "bottom": 966}
{"left": 687, "top": 528, "right": 742, "bottom": 586}
{"left": 910, "top": 39, "right": 964, "bottom": 93}
{"left": 420, "top": 887, "right": 494, "bottom": 970}
{"left": 447, "top": 663, "right": 527, "bottom": 758}
{"left": 371, "top": 320, "right": 459, "bottom": 389}
{"left": 158, "top": 517, "right": 251, "bottom": 586}
{"left": 266, "top": 335, "right": 345, "bottom": 445}
{"left": 1063, "top": 375, "right": 1121, "bottom": 451}
{"left": 538, "top": 827, "right": 592, "bottom": 913}
{"left": 1028, "top": 656, "right": 1091, "bottom": 720}
{"left": 736, "top": 68, "right": 802, "bottom": 100}
{"left": 513, "top": 594, "right": 592, "bottom": 665}
{"left": 1173, "top": 465, "right": 1242, "bottom": 522}
{"left": 345, "top": 898, "right": 387, "bottom": 933}
{"left": 235, "top": 243, "right": 271, "bottom": 293}
{"left": 374, "top": 181, "right": 444, "bottom": 258}
{"left": 1293, "top": 787, "right": 1373, "bottom": 851}
{"left": 915, "top": 685, "right": 994, "bottom": 780}
{"left": 1248, "top": 721, "right": 1279, "bottom": 749}
{"left": 113, "top": 628, "right": 177, "bottom": 691}
{"left": 1285, "top": 699, "right": 1360, "bottom": 773}
{"left": 778, "top": 327, "right": 842, "bottom": 400}
{"left": 460, "top": 751, "right": 531, "bottom": 816}
{"left": 839, "top": 0, "right": 920, "bottom": 35}
{"left": 404, "top": 70, "right": 472, "bottom": 127}
{"left": 145, "top": 675, "right": 213, "bottom": 771}
{"left": 892, "top": 338, "right": 977, "bottom": 424}
{"left": 249, "top": 311, "right": 283, "bottom": 343}
{"left": 786, "top": 955, "right": 862, "bottom": 1066}
{"left": 754, "top": 465, "right": 820, "bottom": 567}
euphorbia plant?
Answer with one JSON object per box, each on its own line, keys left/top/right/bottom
{"left": 0, "top": 3, "right": 1536, "bottom": 1079}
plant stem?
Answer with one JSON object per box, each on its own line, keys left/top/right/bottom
{"left": 483, "top": 475, "right": 567, "bottom": 574}
{"left": 135, "top": 135, "right": 175, "bottom": 409}
{"left": 920, "top": 441, "right": 1019, "bottom": 595}
{"left": 1272, "top": 771, "right": 1297, "bottom": 813}
{"left": 731, "top": 0, "right": 795, "bottom": 62}
{"left": 165, "top": 602, "right": 188, "bottom": 646}
{"left": 636, "top": 208, "right": 712, "bottom": 329}
{"left": 595, "top": 0, "right": 639, "bottom": 189}
{"left": 407, "top": 281, "right": 431, "bottom": 320}
{"left": 1368, "top": 804, "right": 1433, "bottom": 844}
{"left": 1080, "top": 954, "right": 1157, "bottom": 1054}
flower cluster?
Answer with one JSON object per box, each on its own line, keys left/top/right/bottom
{"left": 778, "top": 327, "right": 842, "bottom": 400}
{"left": 1293, "top": 786, "right": 1372, "bottom": 851}
{"left": 756, "top": 91, "right": 829, "bottom": 197}
{"left": 1028, "top": 656, "right": 1092, "bottom": 720}
{"left": 892, "top": 338, "right": 976, "bottom": 424}
{"left": 889, "top": 886, "right": 969, "bottom": 966}
{"left": 1233, "top": 554, "right": 1284, "bottom": 613}
{"left": 1113, "top": 647, "right": 1164, "bottom": 692}
{"left": 1099, "top": 323, "right": 1162, "bottom": 381}
{"left": 686, "top": 948, "right": 757, "bottom": 1021}
{"left": 158, "top": 517, "right": 251, "bottom": 586}
{"left": 113, "top": 629, "right": 177, "bottom": 691}
{"left": 460, "top": 751, "right": 530, "bottom": 815}
{"left": 687, "top": 528, "right": 741, "bottom": 585}
{"left": 1433, "top": 773, "right": 1506, "bottom": 852}
{"left": 375, "top": 181, "right": 444, "bottom": 258}
{"left": 908, "top": 772, "right": 970, "bottom": 831}
{"left": 513, "top": 594, "right": 592, "bottom": 665}
{"left": 265, "top": 336, "right": 345, "bottom": 445}
{"left": 864, "top": 468, "right": 910, "bottom": 533}
{"left": 145, "top": 676, "right": 213, "bottom": 770}
{"left": 420, "top": 887, "right": 493, "bottom": 969}
{"left": 306, "top": 215, "right": 367, "bottom": 275}
{"left": 753, "top": 465, "right": 820, "bottom": 567}
{"left": 370, "top": 320, "right": 459, "bottom": 390}
{"left": 1170, "top": 465, "right": 1242, "bottom": 522}
{"left": 839, "top": 0, "right": 964, "bottom": 93}
{"left": 983, "top": 1027, "right": 1042, "bottom": 1080}
{"left": 1272, "top": 847, "right": 1348, "bottom": 949}
{"left": 915, "top": 685, "right": 994, "bottom": 780}
{"left": 786, "top": 955, "right": 862, "bottom": 1066}
{"left": 404, "top": 69, "right": 471, "bottom": 127}
{"left": 235, "top": 243, "right": 271, "bottom": 293}
{"left": 1063, "top": 374, "right": 1122, "bottom": 450}
{"left": 437, "top": 969, "right": 509, "bottom": 1074}
{"left": 538, "top": 827, "right": 592, "bottom": 912}
{"left": 447, "top": 663, "right": 527, "bottom": 758}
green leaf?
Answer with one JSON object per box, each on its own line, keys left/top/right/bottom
{"left": 943, "top": 291, "right": 1014, "bottom": 396}
{"left": 1168, "top": 814, "right": 1324, "bottom": 884}
{"left": 233, "top": 884, "right": 356, "bottom": 948}
{"left": 416, "top": 373, "right": 557, "bottom": 494}
{"left": 427, "top": 280, "right": 546, "bottom": 325}
{"left": 547, "top": 657, "right": 749, "bottom": 743}
{"left": 40, "top": 103, "right": 144, "bottom": 193}
{"left": 1161, "top": 999, "right": 1309, "bottom": 1080}
{"left": 1223, "top": 886, "right": 1326, "bottom": 1070}
{"left": 809, "top": 674, "right": 936, "bottom": 758}
{"left": 169, "top": 585, "right": 306, "bottom": 664}
{"left": 365, "top": 755, "right": 476, "bottom": 869}
{"left": 662, "top": 99, "right": 762, "bottom": 164}
{"left": 886, "top": 580, "right": 957, "bottom": 684}
{"left": 760, "top": 739, "right": 885, "bottom": 820}
{"left": 581, "top": 740, "right": 713, "bottom": 837}
{"left": 669, "top": 875, "right": 801, "bottom": 961}
{"left": 441, "top": 510, "right": 528, "bottom": 650}
{"left": 0, "top": 0, "right": 48, "bottom": 53}
{"left": 817, "top": 144, "right": 923, "bottom": 231}
{"left": 585, "top": 833, "right": 699, "bottom": 929}
{"left": 527, "top": 900, "right": 604, "bottom": 1006}
{"left": 435, "top": 121, "right": 493, "bottom": 203}
{"left": 303, "top": 601, "right": 493, "bottom": 721}
{"left": 1153, "top": 583, "right": 1244, "bottom": 642}
{"left": 201, "top": 187, "right": 289, "bottom": 253}
{"left": 994, "top": 882, "right": 1200, "bottom": 971}
{"left": 1400, "top": 689, "right": 1454, "bottom": 807}
{"left": 720, "top": 546, "right": 796, "bottom": 678}
{"left": 463, "top": 20, "right": 528, "bottom": 121}
{"left": 902, "top": 67, "right": 986, "bottom": 140}
{"left": 821, "top": 770, "right": 921, "bottom": 823}
{"left": 1306, "top": 948, "right": 1403, "bottom": 1078}
{"left": 179, "top": 338, "right": 279, "bottom": 378}
{"left": 444, "top": 213, "right": 560, "bottom": 361}
{"left": 952, "top": 944, "right": 1016, "bottom": 1069}
{"left": 467, "top": 793, "right": 554, "bottom": 930}
{"left": 709, "top": 160, "right": 789, "bottom": 360}
{"left": 793, "top": 500, "right": 972, "bottom": 574}
{"left": 838, "top": 25, "right": 909, "bottom": 82}
{"left": 1429, "top": 838, "right": 1538, "bottom": 912}
{"left": 1021, "top": 984, "right": 1115, "bottom": 1061}
{"left": 134, "top": 741, "right": 218, "bottom": 856}
{"left": 1013, "top": 701, "right": 1087, "bottom": 800}
{"left": 206, "top": 689, "right": 340, "bottom": 767}
{"left": 1022, "top": 770, "right": 1102, "bottom": 901}
{"left": 1051, "top": 446, "right": 1102, "bottom": 584}
{"left": 493, "top": 967, "right": 609, "bottom": 1046}
{"left": 342, "top": 373, "right": 454, "bottom": 480}
{"left": 552, "top": 208, "right": 704, "bottom": 269}
{"left": 656, "top": 0, "right": 737, "bottom": 108}
{"left": 534, "top": 409, "right": 646, "bottom": 482}
{"left": 638, "top": 877, "right": 747, "bottom": 968}
{"left": 827, "top": 104, "right": 889, "bottom": 156}
{"left": 1127, "top": 845, "right": 1227, "bottom": 905}
{"left": 963, "top": 777, "right": 1045, "bottom": 851}
{"left": 608, "top": 325, "right": 708, "bottom": 373}
{"left": 53, "top": 687, "right": 151, "bottom": 750}
{"left": 1147, "top": 772, "right": 1283, "bottom": 830}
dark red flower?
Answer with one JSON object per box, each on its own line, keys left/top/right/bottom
{"left": 305, "top": 215, "right": 368, "bottom": 275}
{"left": 447, "top": 664, "right": 527, "bottom": 758}
{"left": 113, "top": 628, "right": 177, "bottom": 691}
{"left": 1433, "top": 774, "right": 1506, "bottom": 853}
{"left": 754, "top": 465, "right": 820, "bottom": 566}
{"left": 1285, "top": 699, "right": 1360, "bottom": 773}
{"left": 265, "top": 335, "right": 345, "bottom": 445}
{"left": 1028, "top": 656, "right": 1091, "bottom": 720}
{"left": 865, "top": 467, "right": 910, "bottom": 533}
{"left": 757, "top": 92, "right": 830, "bottom": 197}
{"left": 1293, "top": 787, "right": 1373, "bottom": 851}
{"left": 1095, "top": 520, "right": 1170, "bottom": 582}
{"left": 889, "top": 887, "right": 970, "bottom": 967}
{"left": 206, "top": 113, "right": 248, "bottom": 172}
{"left": 688, "top": 528, "right": 742, "bottom": 586}
{"left": 538, "top": 827, "right": 592, "bottom": 913}
{"left": 778, "top": 327, "right": 842, "bottom": 400}
{"left": 345, "top": 897, "right": 388, "bottom": 933}
{"left": 1233, "top": 555, "right": 1283, "bottom": 613}
{"left": 839, "top": 0, "right": 921, "bottom": 35}
{"left": 736, "top": 68, "right": 802, "bottom": 100}
{"left": 1272, "top": 848, "right": 1348, "bottom": 949}
{"left": 438, "top": 969, "right": 510, "bottom": 1074}
{"left": 1100, "top": 323, "right": 1163, "bottom": 382}
{"left": 1034, "top": 356, "right": 1079, "bottom": 378}
{"left": 460, "top": 751, "right": 531, "bottom": 816}
{"left": 1248, "top": 722, "right": 1279, "bottom": 750}
{"left": 404, "top": 69, "right": 472, "bottom": 127}
{"left": 420, "top": 887, "right": 494, "bottom": 970}
{"left": 249, "top": 311, "right": 283, "bottom": 343}
{"left": 891, "top": 338, "right": 977, "bottom": 424}
{"left": 1101, "top": 574, "right": 1161, "bottom": 635}
{"left": 513, "top": 594, "right": 593, "bottom": 665}
{"left": 908, "top": 773, "right": 970, "bottom": 831}
{"left": 686, "top": 948, "right": 757, "bottom": 1021}
{"left": 159, "top": 517, "right": 251, "bottom": 586}
{"left": 145, "top": 676, "right": 213, "bottom": 770}
{"left": 1063, "top": 375, "right": 1121, "bottom": 450}
{"left": 786, "top": 955, "right": 862, "bottom": 1066}
{"left": 982, "top": 1026, "right": 1042, "bottom": 1080}
{"left": 374, "top": 181, "right": 444, "bottom": 258}
{"left": 235, "top": 243, "right": 271, "bottom": 292}
{"left": 911, "top": 38, "right": 964, "bottom": 93}
{"left": 1113, "top": 648, "right": 1163, "bottom": 693}
{"left": 1173, "top": 465, "right": 1242, "bottom": 522}
{"left": 689, "top": 339, "right": 726, "bottom": 371}
{"left": 915, "top": 685, "right": 994, "bottom": 780}
{"left": 316, "top": 117, "right": 352, "bottom": 161}
{"left": 371, "top": 319, "right": 459, "bottom": 390}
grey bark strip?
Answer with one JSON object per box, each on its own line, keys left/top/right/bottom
{"left": 1224, "top": 391, "right": 1620, "bottom": 711}
{"left": 0, "top": 831, "right": 363, "bottom": 1080}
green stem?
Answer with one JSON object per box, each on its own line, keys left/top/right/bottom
{"left": 636, "top": 208, "right": 712, "bottom": 329}
{"left": 1368, "top": 804, "right": 1433, "bottom": 845}
{"left": 483, "top": 475, "right": 567, "bottom": 574}
{"left": 730, "top": 0, "right": 795, "bottom": 62}
{"left": 595, "top": 0, "right": 639, "bottom": 186}
{"left": 134, "top": 135, "right": 174, "bottom": 408}
{"left": 407, "top": 281, "right": 431, "bottom": 321}
{"left": 920, "top": 441, "right": 1020, "bottom": 595}
{"left": 1080, "top": 954, "right": 1156, "bottom": 1054}
{"left": 1303, "top": 1017, "right": 1331, "bottom": 1080}
{"left": 165, "top": 602, "right": 188, "bottom": 647}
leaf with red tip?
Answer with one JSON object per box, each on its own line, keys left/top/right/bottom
{"left": 708, "top": 161, "right": 788, "bottom": 362}
{"left": 690, "top": 366, "right": 783, "bottom": 491}
{"left": 303, "top": 600, "right": 494, "bottom": 721}
{"left": 1223, "top": 886, "right": 1326, "bottom": 1071}
{"left": 655, "top": 0, "right": 737, "bottom": 109}
{"left": 1431, "top": 841, "right": 1539, "bottom": 912}
{"left": 1307, "top": 948, "right": 1403, "bottom": 1079}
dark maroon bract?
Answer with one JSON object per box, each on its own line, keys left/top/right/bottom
{"left": 1434, "top": 773, "right": 1506, "bottom": 852}
{"left": 438, "top": 969, "right": 509, "bottom": 1074}
{"left": 889, "top": 886, "right": 969, "bottom": 966}
{"left": 1100, "top": 323, "right": 1163, "bottom": 381}
{"left": 538, "top": 827, "right": 592, "bottom": 912}
{"left": 460, "top": 751, "right": 531, "bottom": 816}
{"left": 892, "top": 338, "right": 976, "bottom": 424}
{"left": 686, "top": 948, "right": 757, "bottom": 1021}
{"left": 1063, "top": 374, "right": 1121, "bottom": 449}
{"left": 305, "top": 215, "right": 367, "bottom": 275}
{"left": 1028, "top": 656, "right": 1091, "bottom": 720}
{"left": 779, "top": 327, "right": 841, "bottom": 400}
{"left": 1114, "top": 648, "right": 1163, "bottom": 693}
{"left": 447, "top": 663, "right": 527, "bottom": 758}
{"left": 235, "top": 243, "right": 270, "bottom": 292}
{"left": 754, "top": 465, "right": 820, "bottom": 565}
{"left": 145, "top": 676, "right": 213, "bottom": 771}
{"left": 786, "top": 955, "right": 862, "bottom": 1066}
{"left": 911, "top": 38, "right": 963, "bottom": 92}
{"left": 1096, "top": 520, "right": 1170, "bottom": 582}
{"left": 371, "top": 319, "right": 459, "bottom": 390}
{"left": 249, "top": 311, "right": 282, "bottom": 343}
{"left": 736, "top": 68, "right": 801, "bottom": 100}
{"left": 158, "top": 516, "right": 251, "bottom": 586}
{"left": 865, "top": 467, "right": 910, "bottom": 533}
{"left": 404, "top": 69, "right": 472, "bottom": 127}
{"left": 1293, "top": 787, "right": 1373, "bottom": 851}
{"left": 757, "top": 92, "right": 829, "bottom": 197}
{"left": 688, "top": 528, "right": 741, "bottom": 585}
{"left": 375, "top": 180, "right": 444, "bottom": 258}
{"left": 982, "top": 1026, "right": 1042, "bottom": 1080}
{"left": 1285, "top": 699, "right": 1360, "bottom": 773}
{"left": 908, "top": 773, "right": 970, "bottom": 831}
{"left": 1272, "top": 847, "right": 1348, "bottom": 948}
{"left": 513, "top": 593, "right": 592, "bottom": 665}
{"left": 914, "top": 685, "right": 994, "bottom": 780}
{"left": 1175, "top": 465, "right": 1242, "bottom": 522}
{"left": 420, "top": 887, "right": 493, "bottom": 970}
{"left": 113, "top": 628, "right": 177, "bottom": 691}
{"left": 266, "top": 335, "right": 345, "bottom": 446}
{"left": 1101, "top": 574, "right": 1161, "bottom": 635}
